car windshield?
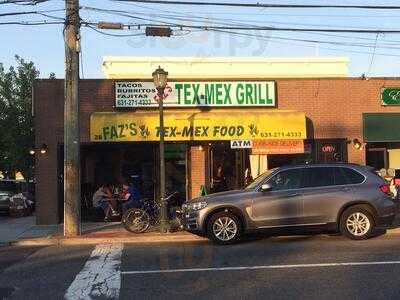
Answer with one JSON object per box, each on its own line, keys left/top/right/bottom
{"left": 244, "top": 168, "right": 277, "bottom": 190}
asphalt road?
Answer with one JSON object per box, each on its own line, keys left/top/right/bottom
{"left": 1, "top": 233, "right": 400, "bottom": 299}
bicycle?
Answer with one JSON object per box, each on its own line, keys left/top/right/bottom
{"left": 122, "top": 191, "right": 180, "bottom": 233}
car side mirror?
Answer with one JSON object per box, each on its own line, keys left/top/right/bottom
{"left": 260, "top": 184, "right": 272, "bottom": 192}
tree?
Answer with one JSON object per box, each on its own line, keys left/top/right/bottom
{"left": 0, "top": 56, "right": 39, "bottom": 180}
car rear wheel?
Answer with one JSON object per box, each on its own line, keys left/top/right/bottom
{"left": 340, "top": 205, "right": 375, "bottom": 240}
{"left": 207, "top": 211, "right": 242, "bottom": 245}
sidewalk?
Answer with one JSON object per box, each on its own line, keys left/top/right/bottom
{"left": 0, "top": 215, "right": 39, "bottom": 246}
{"left": 3, "top": 214, "right": 400, "bottom": 247}
{"left": 6, "top": 220, "right": 207, "bottom": 247}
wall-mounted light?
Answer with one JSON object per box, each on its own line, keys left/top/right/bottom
{"left": 353, "top": 138, "right": 364, "bottom": 150}
{"left": 198, "top": 145, "right": 204, "bottom": 151}
{"left": 40, "top": 144, "right": 48, "bottom": 154}
{"left": 29, "top": 144, "right": 49, "bottom": 155}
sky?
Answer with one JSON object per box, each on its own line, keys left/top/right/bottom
{"left": 2, "top": 0, "right": 400, "bottom": 78}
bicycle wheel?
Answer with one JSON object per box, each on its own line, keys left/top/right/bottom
{"left": 150, "top": 204, "right": 161, "bottom": 226}
{"left": 122, "top": 208, "right": 150, "bottom": 233}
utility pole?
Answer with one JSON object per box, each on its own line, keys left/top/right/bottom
{"left": 64, "top": 0, "right": 81, "bottom": 236}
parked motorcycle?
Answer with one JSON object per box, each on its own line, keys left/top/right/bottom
{"left": 9, "top": 193, "right": 34, "bottom": 217}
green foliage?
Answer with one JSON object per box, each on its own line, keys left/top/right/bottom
{"left": 0, "top": 56, "right": 39, "bottom": 179}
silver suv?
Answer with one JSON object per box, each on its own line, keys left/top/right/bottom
{"left": 182, "top": 164, "right": 396, "bottom": 244}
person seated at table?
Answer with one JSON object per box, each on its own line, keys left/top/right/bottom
{"left": 121, "top": 180, "right": 142, "bottom": 213}
{"left": 92, "top": 183, "right": 118, "bottom": 221}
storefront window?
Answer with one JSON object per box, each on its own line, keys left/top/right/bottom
{"left": 315, "top": 139, "right": 347, "bottom": 163}
{"left": 165, "top": 144, "right": 187, "bottom": 201}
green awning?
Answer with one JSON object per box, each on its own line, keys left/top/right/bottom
{"left": 363, "top": 113, "right": 400, "bottom": 142}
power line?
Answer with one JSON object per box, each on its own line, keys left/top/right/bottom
{"left": 87, "top": 5, "right": 385, "bottom": 31}
{"left": 3, "top": 9, "right": 400, "bottom": 57}
{"left": 5, "top": 15, "right": 400, "bottom": 37}
{"left": 0, "top": 20, "right": 63, "bottom": 25}
{"left": 0, "top": 0, "right": 50, "bottom": 5}
{"left": 209, "top": 28, "right": 400, "bottom": 51}
{"left": 167, "top": 25, "right": 400, "bottom": 34}
{"left": 209, "top": 29, "right": 400, "bottom": 58}
{"left": 87, "top": 4, "right": 400, "bottom": 44}
{"left": 4, "top": 6, "right": 399, "bottom": 37}
{"left": 123, "top": 2, "right": 400, "bottom": 18}
{"left": 80, "top": 18, "right": 400, "bottom": 54}
{"left": 81, "top": 6, "right": 177, "bottom": 27}
{"left": 84, "top": 24, "right": 145, "bottom": 37}
{"left": 81, "top": 5, "right": 261, "bottom": 29}
{"left": 0, "top": 9, "right": 64, "bottom": 18}
{"left": 0, "top": 11, "right": 41, "bottom": 17}
{"left": 92, "top": 22, "right": 400, "bottom": 34}
{"left": 36, "top": 12, "right": 65, "bottom": 21}
{"left": 112, "top": 0, "right": 400, "bottom": 10}
{"left": 367, "top": 34, "right": 379, "bottom": 75}
{"left": 79, "top": 7, "right": 400, "bottom": 34}
{"left": 142, "top": 12, "right": 400, "bottom": 19}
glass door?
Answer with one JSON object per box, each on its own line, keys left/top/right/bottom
{"left": 165, "top": 144, "right": 187, "bottom": 201}
{"left": 366, "top": 148, "right": 387, "bottom": 170}
{"left": 210, "top": 142, "right": 249, "bottom": 192}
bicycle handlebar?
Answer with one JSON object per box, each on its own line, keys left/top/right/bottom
{"left": 164, "top": 191, "right": 179, "bottom": 201}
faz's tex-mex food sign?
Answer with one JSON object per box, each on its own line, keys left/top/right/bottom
{"left": 115, "top": 81, "right": 276, "bottom": 108}
{"left": 90, "top": 111, "right": 306, "bottom": 142}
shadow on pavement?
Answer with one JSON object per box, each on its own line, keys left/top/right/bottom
{"left": 241, "top": 229, "right": 325, "bottom": 244}
{"left": 371, "top": 228, "right": 387, "bottom": 238}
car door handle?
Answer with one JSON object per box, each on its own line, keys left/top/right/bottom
{"left": 341, "top": 187, "right": 351, "bottom": 192}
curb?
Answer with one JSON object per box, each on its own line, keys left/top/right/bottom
{"left": 386, "top": 228, "right": 400, "bottom": 235}
{"left": 10, "top": 235, "right": 208, "bottom": 247}
{"left": 7, "top": 228, "right": 400, "bottom": 247}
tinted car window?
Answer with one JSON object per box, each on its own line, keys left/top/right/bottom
{"left": 303, "top": 167, "right": 335, "bottom": 188}
{"left": 340, "top": 167, "right": 365, "bottom": 184}
{"left": 268, "top": 169, "right": 304, "bottom": 191}
{"left": 333, "top": 167, "right": 347, "bottom": 185}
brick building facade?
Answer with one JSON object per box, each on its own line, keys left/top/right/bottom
{"left": 34, "top": 78, "right": 400, "bottom": 224}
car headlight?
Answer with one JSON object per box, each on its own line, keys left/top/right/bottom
{"left": 186, "top": 201, "right": 208, "bottom": 211}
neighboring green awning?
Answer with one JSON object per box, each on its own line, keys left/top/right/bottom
{"left": 363, "top": 113, "right": 400, "bottom": 142}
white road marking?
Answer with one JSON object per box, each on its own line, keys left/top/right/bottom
{"left": 122, "top": 260, "right": 400, "bottom": 275}
{"left": 65, "top": 243, "right": 123, "bottom": 300}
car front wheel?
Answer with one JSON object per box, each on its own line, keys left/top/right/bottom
{"left": 207, "top": 211, "right": 242, "bottom": 245}
{"left": 340, "top": 205, "right": 375, "bottom": 240}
